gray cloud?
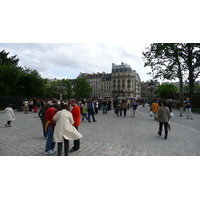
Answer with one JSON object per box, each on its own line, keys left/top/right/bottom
{"left": 0, "top": 43, "right": 151, "bottom": 80}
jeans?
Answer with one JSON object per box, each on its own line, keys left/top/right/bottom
{"left": 186, "top": 108, "right": 193, "bottom": 119}
{"left": 45, "top": 126, "right": 55, "bottom": 152}
{"left": 131, "top": 108, "right": 135, "bottom": 117}
{"left": 82, "top": 113, "right": 88, "bottom": 121}
{"left": 103, "top": 106, "right": 107, "bottom": 114}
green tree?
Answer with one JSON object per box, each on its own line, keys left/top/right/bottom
{"left": 0, "top": 50, "right": 19, "bottom": 67}
{"left": 73, "top": 77, "right": 92, "bottom": 98}
{"left": 0, "top": 63, "right": 22, "bottom": 95}
{"left": 183, "top": 82, "right": 200, "bottom": 93}
{"left": 0, "top": 50, "right": 22, "bottom": 95}
{"left": 154, "top": 84, "right": 178, "bottom": 99}
{"left": 142, "top": 43, "right": 200, "bottom": 100}
{"left": 17, "top": 67, "right": 46, "bottom": 96}
{"left": 45, "top": 79, "right": 72, "bottom": 99}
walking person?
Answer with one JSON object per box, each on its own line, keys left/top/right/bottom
{"left": 44, "top": 104, "right": 59, "bottom": 155}
{"left": 4, "top": 104, "right": 16, "bottom": 127}
{"left": 53, "top": 104, "right": 82, "bottom": 156}
{"left": 87, "top": 98, "right": 96, "bottom": 122}
{"left": 185, "top": 97, "right": 193, "bottom": 119}
{"left": 157, "top": 100, "right": 170, "bottom": 140}
{"left": 69, "top": 99, "right": 81, "bottom": 152}
{"left": 151, "top": 100, "right": 159, "bottom": 121}
{"left": 81, "top": 102, "right": 88, "bottom": 122}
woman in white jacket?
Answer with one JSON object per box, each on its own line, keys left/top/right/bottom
{"left": 53, "top": 104, "right": 82, "bottom": 156}
{"left": 4, "top": 104, "right": 16, "bottom": 127}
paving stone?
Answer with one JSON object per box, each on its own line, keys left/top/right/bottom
{"left": 0, "top": 104, "right": 200, "bottom": 156}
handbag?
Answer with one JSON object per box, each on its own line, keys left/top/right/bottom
{"left": 149, "top": 111, "right": 153, "bottom": 117}
{"left": 168, "top": 121, "right": 171, "bottom": 131}
{"left": 170, "top": 112, "right": 174, "bottom": 118}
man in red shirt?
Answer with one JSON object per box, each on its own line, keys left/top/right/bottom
{"left": 69, "top": 99, "right": 81, "bottom": 152}
{"left": 44, "top": 104, "right": 59, "bottom": 155}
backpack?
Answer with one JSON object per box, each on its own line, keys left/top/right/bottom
{"left": 87, "top": 102, "right": 93, "bottom": 109}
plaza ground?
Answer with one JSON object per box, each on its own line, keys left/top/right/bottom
{"left": 0, "top": 104, "right": 200, "bottom": 156}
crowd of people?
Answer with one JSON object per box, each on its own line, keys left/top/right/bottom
{"left": 3, "top": 96, "right": 194, "bottom": 155}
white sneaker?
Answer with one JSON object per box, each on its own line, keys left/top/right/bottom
{"left": 44, "top": 150, "right": 54, "bottom": 155}
{"left": 51, "top": 149, "right": 56, "bottom": 153}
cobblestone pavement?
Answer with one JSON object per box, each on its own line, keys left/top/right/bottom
{"left": 0, "top": 105, "right": 200, "bottom": 156}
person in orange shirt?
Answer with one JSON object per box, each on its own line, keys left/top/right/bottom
{"left": 151, "top": 100, "right": 159, "bottom": 120}
{"left": 69, "top": 99, "right": 81, "bottom": 152}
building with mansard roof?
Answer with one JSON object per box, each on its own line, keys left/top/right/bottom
{"left": 111, "top": 62, "right": 141, "bottom": 98}
{"left": 78, "top": 62, "right": 141, "bottom": 99}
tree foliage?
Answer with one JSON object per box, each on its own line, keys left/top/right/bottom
{"left": 154, "top": 84, "right": 178, "bottom": 99}
{"left": 73, "top": 77, "right": 92, "bottom": 98}
{"left": 142, "top": 43, "right": 200, "bottom": 99}
{"left": 0, "top": 50, "right": 46, "bottom": 96}
{"left": 45, "top": 79, "right": 72, "bottom": 99}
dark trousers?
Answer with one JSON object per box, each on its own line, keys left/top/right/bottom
{"left": 88, "top": 109, "right": 96, "bottom": 122}
{"left": 72, "top": 126, "right": 80, "bottom": 150}
{"left": 123, "top": 108, "right": 127, "bottom": 116}
{"left": 159, "top": 122, "right": 168, "bottom": 138}
{"left": 57, "top": 138, "right": 69, "bottom": 156}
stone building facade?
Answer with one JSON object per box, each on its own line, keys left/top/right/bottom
{"left": 78, "top": 62, "right": 141, "bottom": 99}
{"left": 111, "top": 62, "right": 141, "bottom": 98}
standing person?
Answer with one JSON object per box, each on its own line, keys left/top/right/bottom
{"left": 131, "top": 99, "right": 137, "bottom": 117}
{"left": 157, "top": 100, "right": 170, "bottom": 140}
{"left": 18, "top": 99, "right": 23, "bottom": 112}
{"left": 4, "top": 104, "right": 16, "bottom": 127}
{"left": 107, "top": 99, "right": 111, "bottom": 111}
{"left": 113, "top": 98, "right": 118, "bottom": 114}
{"left": 44, "top": 104, "right": 59, "bottom": 155}
{"left": 29, "top": 99, "right": 33, "bottom": 112}
{"left": 23, "top": 99, "right": 29, "bottom": 114}
{"left": 38, "top": 103, "right": 50, "bottom": 138}
{"left": 53, "top": 104, "right": 83, "bottom": 156}
{"left": 102, "top": 99, "right": 107, "bottom": 114}
{"left": 69, "top": 99, "right": 81, "bottom": 152}
{"left": 151, "top": 100, "right": 159, "bottom": 121}
{"left": 122, "top": 100, "right": 128, "bottom": 117}
{"left": 185, "top": 97, "right": 193, "bottom": 119}
{"left": 94, "top": 100, "right": 99, "bottom": 114}
{"left": 119, "top": 100, "right": 124, "bottom": 116}
{"left": 33, "top": 98, "right": 38, "bottom": 112}
{"left": 87, "top": 98, "right": 96, "bottom": 122}
{"left": 166, "top": 100, "right": 172, "bottom": 113}
{"left": 178, "top": 99, "right": 184, "bottom": 117}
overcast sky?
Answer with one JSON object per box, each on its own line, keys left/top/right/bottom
{"left": 0, "top": 43, "right": 152, "bottom": 81}
{"left": 1, "top": 1, "right": 198, "bottom": 84}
